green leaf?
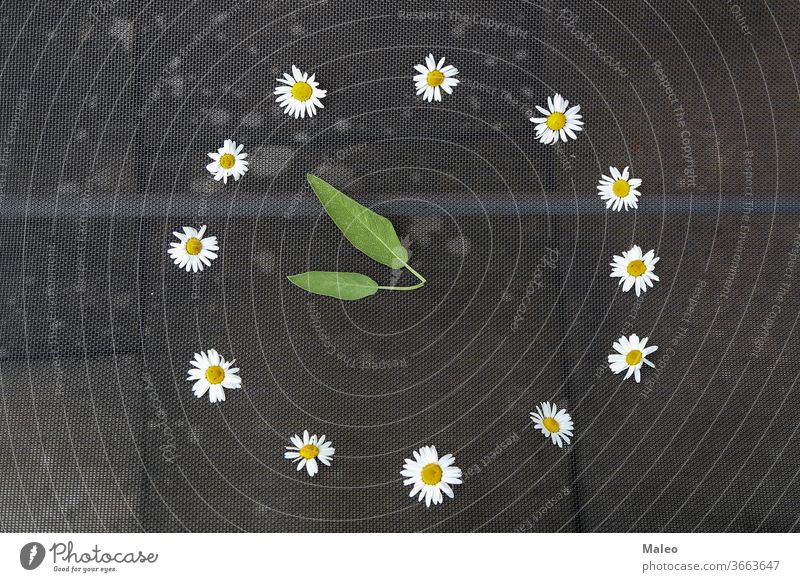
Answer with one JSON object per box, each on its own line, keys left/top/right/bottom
{"left": 306, "top": 174, "right": 409, "bottom": 269}
{"left": 287, "top": 271, "right": 379, "bottom": 300}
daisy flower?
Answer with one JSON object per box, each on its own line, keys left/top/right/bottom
{"left": 530, "top": 93, "right": 583, "bottom": 144}
{"left": 186, "top": 349, "right": 241, "bottom": 403}
{"left": 206, "top": 139, "right": 248, "bottom": 183}
{"left": 274, "top": 65, "right": 327, "bottom": 119}
{"left": 530, "top": 402, "right": 574, "bottom": 448}
{"left": 401, "top": 445, "right": 462, "bottom": 507}
{"left": 608, "top": 334, "right": 657, "bottom": 383}
{"left": 284, "top": 430, "right": 335, "bottom": 477}
{"left": 597, "top": 166, "right": 642, "bottom": 211}
{"left": 413, "top": 53, "right": 459, "bottom": 102}
{"left": 167, "top": 225, "right": 219, "bottom": 273}
{"left": 610, "top": 245, "right": 660, "bottom": 296}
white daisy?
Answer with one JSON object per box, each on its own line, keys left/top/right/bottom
{"left": 413, "top": 53, "right": 459, "bottom": 102}
{"left": 284, "top": 430, "right": 335, "bottom": 477}
{"left": 530, "top": 93, "right": 583, "bottom": 144}
{"left": 530, "top": 402, "right": 574, "bottom": 448}
{"left": 401, "top": 445, "right": 462, "bottom": 507}
{"left": 608, "top": 334, "right": 657, "bottom": 383}
{"left": 597, "top": 166, "right": 642, "bottom": 211}
{"left": 206, "top": 139, "right": 248, "bottom": 183}
{"left": 610, "top": 245, "right": 660, "bottom": 296}
{"left": 186, "top": 349, "right": 241, "bottom": 403}
{"left": 274, "top": 65, "right": 327, "bottom": 119}
{"left": 167, "top": 225, "right": 219, "bottom": 273}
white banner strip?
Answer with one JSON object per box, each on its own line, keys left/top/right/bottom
{"left": 1, "top": 533, "right": 796, "bottom": 581}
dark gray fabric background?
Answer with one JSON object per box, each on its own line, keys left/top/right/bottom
{"left": 1, "top": 0, "right": 798, "bottom": 532}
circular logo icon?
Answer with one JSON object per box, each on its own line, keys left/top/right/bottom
{"left": 20, "top": 542, "right": 45, "bottom": 570}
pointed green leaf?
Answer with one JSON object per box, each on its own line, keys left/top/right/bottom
{"left": 287, "top": 271, "right": 379, "bottom": 300}
{"left": 306, "top": 174, "right": 409, "bottom": 269}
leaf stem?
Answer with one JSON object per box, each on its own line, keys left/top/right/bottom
{"left": 377, "top": 282, "right": 426, "bottom": 292}
{"left": 378, "top": 263, "right": 427, "bottom": 292}
{"left": 404, "top": 263, "right": 427, "bottom": 284}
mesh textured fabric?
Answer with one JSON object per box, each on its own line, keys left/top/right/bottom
{"left": 1, "top": 0, "right": 799, "bottom": 532}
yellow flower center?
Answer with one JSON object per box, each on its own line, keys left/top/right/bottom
{"left": 627, "top": 259, "right": 647, "bottom": 277}
{"left": 219, "top": 153, "right": 235, "bottom": 169}
{"left": 543, "top": 417, "right": 560, "bottom": 433}
{"left": 546, "top": 111, "right": 566, "bottom": 130}
{"left": 626, "top": 350, "right": 643, "bottom": 366}
{"left": 420, "top": 463, "right": 443, "bottom": 485}
{"left": 185, "top": 237, "right": 202, "bottom": 255}
{"left": 427, "top": 70, "right": 445, "bottom": 87}
{"left": 298, "top": 444, "right": 319, "bottom": 459}
{"left": 291, "top": 81, "right": 313, "bottom": 101}
{"left": 612, "top": 179, "right": 630, "bottom": 197}
{"left": 205, "top": 365, "right": 225, "bottom": 384}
